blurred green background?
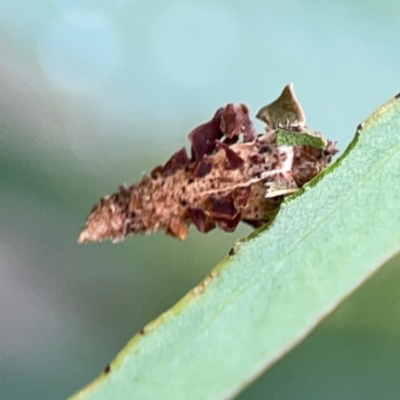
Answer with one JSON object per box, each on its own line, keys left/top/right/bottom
{"left": 1, "top": 1, "right": 400, "bottom": 399}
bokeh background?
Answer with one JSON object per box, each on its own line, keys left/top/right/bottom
{"left": 1, "top": 1, "right": 400, "bottom": 399}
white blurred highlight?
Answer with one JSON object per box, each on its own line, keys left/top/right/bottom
{"left": 38, "top": 9, "right": 121, "bottom": 92}
{"left": 150, "top": 2, "right": 237, "bottom": 88}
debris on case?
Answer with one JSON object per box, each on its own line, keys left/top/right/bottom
{"left": 78, "top": 85, "right": 337, "bottom": 243}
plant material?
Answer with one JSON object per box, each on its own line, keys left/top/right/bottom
{"left": 71, "top": 90, "right": 400, "bottom": 400}
{"left": 78, "top": 84, "right": 337, "bottom": 243}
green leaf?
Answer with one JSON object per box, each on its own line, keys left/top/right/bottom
{"left": 275, "top": 128, "right": 327, "bottom": 148}
{"left": 70, "top": 94, "right": 400, "bottom": 400}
